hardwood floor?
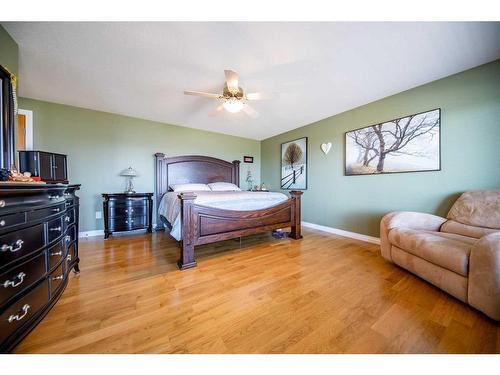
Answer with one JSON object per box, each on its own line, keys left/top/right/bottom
{"left": 14, "top": 228, "right": 499, "bottom": 354}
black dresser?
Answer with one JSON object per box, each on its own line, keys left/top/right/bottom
{"left": 102, "top": 193, "right": 153, "bottom": 239}
{"left": 0, "top": 183, "right": 80, "bottom": 352}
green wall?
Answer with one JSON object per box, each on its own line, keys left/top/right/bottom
{"left": 0, "top": 24, "right": 18, "bottom": 75}
{"left": 19, "top": 98, "right": 261, "bottom": 232}
{"left": 6, "top": 20, "right": 499, "bottom": 239}
{"left": 261, "top": 60, "right": 500, "bottom": 237}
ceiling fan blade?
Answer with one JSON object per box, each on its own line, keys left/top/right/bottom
{"left": 245, "top": 92, "right": 277, "bottom": 101}
{"left": 209, "top": 104, "right": 225, "bottom": 117}
{"left": 242, "top": 104, "right": 259, "bottom": 118}
{"left": 184, "top": 90, "right": 220, "bottom": 99}
{"left": 224, "top": 70, "right": 239, "bottom": 93}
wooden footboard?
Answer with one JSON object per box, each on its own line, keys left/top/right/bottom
{"left": 178, "top": 191, "right": 303, "bottom": 269}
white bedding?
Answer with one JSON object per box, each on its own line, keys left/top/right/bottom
{"left": 158, "top": 190, "right": 289, "bottom": 241}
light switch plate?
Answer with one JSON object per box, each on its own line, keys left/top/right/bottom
{"left": 95, "top": 211, "right": 102, "bottom": 219}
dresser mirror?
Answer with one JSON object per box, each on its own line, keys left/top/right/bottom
{"left": 0, "top": 64, "right": 15, "bottom": 170}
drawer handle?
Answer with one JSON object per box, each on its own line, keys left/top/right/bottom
{"left": 1, "top": 239, "right": 24, "bottom": 253}
{"left": 125, "top": 220, "right": 134, "bottom": 224}
{"left": 0, "top": 219, "right": 5, "bottom": 227}
{"left": 49, "top": 195, "right": 60, "bottom": 200}
{"left": 50, "top": 250, "right": 63, "bottom": 256}
{"left": 65, "top": 235, "right": 71, "bottom": 242}
{"left": 52, "top": 275, "right": 64, "bottom": 281}
{"left": 125, "top": 209, "right": 134, "bottom": 213}
{"left": 49, "top": 226, "right": 62, "bottom": 232}
{"left": 52, "top": 208, "right": 61, "bottom": 213}
{"left": 67, "top": 255, "right": 72, "bottom": 262}
{"left": 8, "top": 304, "right": 30, "bottom": 323}
{"left": 0, "top": 200, "right": 5, "bottom": 208}
{"left": 65, "top": 216, "right": 71, "bottom": 222}
{"left": 2, "top": 272, "right": 26, "bottom": 288}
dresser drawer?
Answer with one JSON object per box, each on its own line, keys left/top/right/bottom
{"left": 49, "top": 261, "right": 66, "bottom": 296}
{"left": 63, "top": 208, "right": 76, "bottom": 227}
{"left": 27, "top": 203, "right": 66, "bottom": 222}
{"left": 47, "top": 241, "right": 65, "bottom": 271}
{"left": 0, "top": 279, "right": 50, "bottom": 344}
{"left": 67, "top": 241, "right": 77, "bottom": 263}
{"left": 0, "top": 252, "right": 46, "bottom": 307}
{"left": 109, "top": 197, "right": 147, "bottom": 205}
{"left": 64, "top": 224, "right": 77, "bottom": 245}
{"left": 109, "top": 215, "right": 148, "bottom": 231}
{"left": 47, "top": 217, "right": 64, "bottom": 244}
{"left": 109, "top": 205, "right": 146, "bottom": 217}
{"left": 0, "top": 212, "right": 27, "bottom": 232}
{"left": 0, "top": 224, "right": 45, "bottom": 267}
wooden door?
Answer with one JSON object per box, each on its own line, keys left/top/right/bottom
{"left": 53, "top": 154, "right": 67, "bottom": 181}
{"left": 38, "top": 152, "right": 53, "bottom": 181}
{"left": 17, "top": 114, "right": 26, "bottom": 150}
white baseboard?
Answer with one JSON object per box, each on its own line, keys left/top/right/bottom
{"left": 79, "top": 222, "right": 379, "bottom": 244}
{"left": 301, "top": 221, "right": 380, "bottom": 245}
{"left": 78, "top": 230, "right": 104, "bottom": 238}
{"left": 79, "top": 224, "right": 159, "bottom": 238}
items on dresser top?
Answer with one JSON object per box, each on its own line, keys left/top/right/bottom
{"left": 102, "top": 193, "right": 153, "bottom": 239}
{"left": 0, "top": 183, "right": 80, "bottom": 352}
{"left": 19, "top": 151, "right": 68, "bottom": 184}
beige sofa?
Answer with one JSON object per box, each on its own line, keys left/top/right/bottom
{"left": 380, "top": 190, "right": 500, "bottom": 321}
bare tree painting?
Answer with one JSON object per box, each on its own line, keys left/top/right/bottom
{"left": 283, "top": 143, "right": 303, "bottom": 169}
{"left": 345, "top": 109, "right": 440, "bottom": 175}
{"left": 281, "top": 137, "right": 307, "bottom": 189}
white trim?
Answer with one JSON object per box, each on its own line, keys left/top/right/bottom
{"left": 18, "top": 109, "right": 34, "bottom": 150}
{"left": 302, "top": 221, "right": 380, "bottom": 245}
{"left": 79, "top": 224, "right": 159, "bottom": 238}
{"left": 78, "top": 223, "right": 379, "bottom": 244}
{"left": 79, "top": 230, "right": 104, "bottom": 238}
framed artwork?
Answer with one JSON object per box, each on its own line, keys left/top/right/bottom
{"left": 281, "top": 137, "right": 307, "bottom": 190}
{"left": 243, "top": 156, "right": 254, "bottom": 163}
{"left": 345, "top": 108, "right": 441, "bottom": 176}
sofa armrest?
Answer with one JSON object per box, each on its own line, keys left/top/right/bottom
{"left": 468, "top": 232, "right": 500, "bottom": 321}
{"left": 380, "top": 211, "right": 447, "bottom": 262}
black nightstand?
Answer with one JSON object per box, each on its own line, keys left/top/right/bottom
{"left": 102, "top": 193, "right": 153, "bottom": 239}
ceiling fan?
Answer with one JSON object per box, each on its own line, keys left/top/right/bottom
{"left": 184, "top": 70, "right": 270, "bottom": 118}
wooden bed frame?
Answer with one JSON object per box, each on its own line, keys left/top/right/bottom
{"left": 154, "top": 153, "right": 303, "bottom": 269}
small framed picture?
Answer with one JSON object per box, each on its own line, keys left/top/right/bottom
{"left": 243, "top": 156, "right": 254, "bottom": 163}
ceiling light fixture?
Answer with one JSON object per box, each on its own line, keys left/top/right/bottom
{"left": 222, "top": 97, "right": 244, "bottom": 113}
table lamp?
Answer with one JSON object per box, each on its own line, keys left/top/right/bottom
{"left": 120, "top": 166, "right": 138, "bottom": 194}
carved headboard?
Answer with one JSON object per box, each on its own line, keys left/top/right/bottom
{"left": 154, "top": 153, "right": 240, "bottom": 224}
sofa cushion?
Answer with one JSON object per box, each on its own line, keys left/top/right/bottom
{"left": 441, "top": 219, "right": 499, "bottom": 239}
{"left": 388, "top": 228, "right": 476, "bottom": 276}
{"left": 447, "top": 190, "right": 500, "bottom": 229}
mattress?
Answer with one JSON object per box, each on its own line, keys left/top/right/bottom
{"left": 158, "top": 190, "right": 289, "bottom": 241}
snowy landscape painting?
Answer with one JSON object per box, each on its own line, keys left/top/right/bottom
{"left": 345, "top": 109, "right": 441, "bottom": 175}
{"left": 281, "top": 137, "right": 307, "bottom": 189}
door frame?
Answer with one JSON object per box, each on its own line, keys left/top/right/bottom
{"left": 18, "top": 109, "right": 33, "bottom": 150}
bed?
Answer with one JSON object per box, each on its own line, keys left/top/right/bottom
{"left": 155, "top": 153, "right": 303, "bottom": 269}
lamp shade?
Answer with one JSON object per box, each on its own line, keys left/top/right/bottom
{"left": 120, "top": 166, "right": 138, "bottom": 177}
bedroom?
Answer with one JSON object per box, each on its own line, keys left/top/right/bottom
{"left": 1, "top": 0, "right": 499, "bottom": 371}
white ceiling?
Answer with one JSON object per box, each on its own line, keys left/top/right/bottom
{"left": 4, "top": 22, "right": 500, "bottom": 140}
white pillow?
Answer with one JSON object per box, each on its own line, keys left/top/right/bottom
{"left": 208, "top": 182, "right": 241, "bottom": 191}
{"left": 170, "top": 183, "right": 211, "bottom": 192}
